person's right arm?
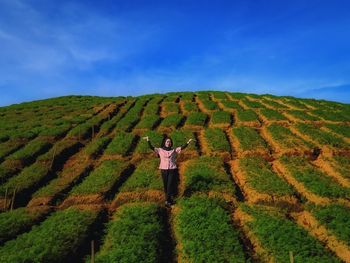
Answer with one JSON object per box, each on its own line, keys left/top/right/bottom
{"left": 148, "top": 140, "right": 155, "bottom": 150}
{"left": 143, "top": 136, "right": 156, "bottom": 151}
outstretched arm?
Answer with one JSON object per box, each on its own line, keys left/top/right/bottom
{"left": 180, "top": 138, "right": 194, "bottom": 150}
{"left": 148, "top": 140, "right": 155, "bottom": 150}
{"left": 143, "top": 136, "right": 155, "bottom": 151}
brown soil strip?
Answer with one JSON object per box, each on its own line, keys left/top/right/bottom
{"left": 159, "top": 103, "right": 166, "bottom": 118}
{"left": 312, "top": 157, "right": 350, "bottom": 188}
{"left": 256, "top": 110, "right": 290, "bottom": 126}
{"left": 27, "top": 105, "right": 126, "bottom": 208}
{"left": 288, "top": 125, "right": 318, "bottom": 145}
{"left": 160, "top": 103, "right": 180, "bottom": 118}
{"left": 197, "top": 130, "right": 209, "bottom": 155}
{"left": 288, "top": 126, "right": 348, "bottom": 157}
{"left": 229, "top": 128, "right": 271, "bottom": 159}
{"left": 232, "top": 207, "right": 270, "bottom": 262}
{"left": 175, "top": 150, "right": 199, "bottom": 163}
{"left": 169, "top": 204, "right": 185, "bottom": 263}
{"left": 209, "top": 122, "right": 231, "bottom": 129}
{"left": 257, "top": 99, "right": 276, "bottom": 110}
{"left": 197, "top": 129, "right": 231, "bottom": 161}
{"left": 132, "top": 127, "right": 150, "bottom": 135}
{"left": 321, "top": 126, "right": 350, "bottom": 145}
{"left": 110, "top": 190, "right": 165, "bottom": 211}
{"left": 273, "top": 99, "right": 301, "bottom": 110}
{"left": 259, "top": 126, "right": 311, "bottom": 157}
{"left": 207, "top": 190, "right": 236, "bottom": 204}
{"left": 290, "top": 211, "right": 350, "bottom": 262}
{"left": 59, "top": 193, "right": 105, "bottom": 208}
{"left": 157, "top": 126, "right": 177, "bottom": 134}
{"left": 236, "top": 119, "right": 261, "bottom": 128}
{"left": 195, "top": 96, "right": 211, "bottom": 114}
{"left": 259, "top": 126, "right": 283, "bottom": 155}
{"left": 27, "top": 154, "right": 94, "bottom": 207}
{"left": 27, "top": 196, "right": 55, "bottom": 207}
{"left": 177, "top": 161, "right": 187, "bottom": 197}
{"left": 98, "top": 154, "right": 129, "bottom": 163}
{"left": 178, "top": 160, "right": 237, "bottom": 204}
{"left": 280, "top": 111, "right": 308, "bottom": 123}
{"left": 182, "top": 124, "right": 205, "bottom": 132}
{"left": 237, "top": 99, "right": 249, "bottom": 110}
{"left": 273, "top": 160, "right": 350, "bottom": 207}
{"left": 230, "top": 160, "right": 298, "bottom": 207}
{"left": 225, "top": 93, "right": 240, "bottom": 102}
{"left": 209, "top": 95, "right": 225, "bottom": 111}
{"left": 64, "top": 203, "right": 105, "bottom": 212}
{"left": 226, "top": 127, "right": 239, "bottom": 159}
{"left": 273, "top": 159, "right": 329, "bottom": 205}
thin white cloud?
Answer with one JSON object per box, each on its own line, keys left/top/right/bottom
{"left": 0, "top": 0, "right": 161, "bottom": 73}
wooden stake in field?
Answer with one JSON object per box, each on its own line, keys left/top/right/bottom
{"left": 91, "top": 240, "right": 95, "bottom": 263}
{"left": 50, "top": 146, "right": 57, "bottom": 171}
{"left": 289, "top": 251, "right": 294, "bottom": 263}
{"left": 10, "top": 187, "right": 16, "bottom": 211}
{"left": 4, "top": 187, "right": 8, "bottom": 210}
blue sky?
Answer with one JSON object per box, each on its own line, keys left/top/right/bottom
{"left": 1, "top": 0, "right": 350, "bottom": 106}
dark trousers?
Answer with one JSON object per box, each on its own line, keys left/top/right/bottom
{"left": 160, "top": 169, "right": 178, "bottom": 202}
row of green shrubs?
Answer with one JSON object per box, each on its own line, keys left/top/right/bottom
{"left": 280, "top": 156, "right": 350, "bottom": 199}
{"left": 183, "top": 156, "right": 235, "bottom": 196}
{"left": 240, "top": 204, "right": 341, "bottom": 262}
{"left": 175, "top": 196, "right": 247, "bottom": 262}
{"left": 92, "top": 203, "right": 166, "bottom": 263}
{"left": 295, "top": 123, "right": 348, "bottom": 149}
{"left": 0, "top": 207, "right": 98, "bottom": 262}
{"left": 0, "top": 207, "right": 51, "bottom": 244}
{"left": 239, "top": 156, "right": 294, "bottom": 196}
{"left": 70, "top": 160, "right": 129, "bottom": 195}
{"left": 232, "top": 126, "right": 268, "bottom": 152}
{"left": 267, "top": 123, "right": 314, "bottom": 149}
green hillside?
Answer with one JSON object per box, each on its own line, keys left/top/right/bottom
{"left": 0, "top": 91, "right": 349, "bottom": 262}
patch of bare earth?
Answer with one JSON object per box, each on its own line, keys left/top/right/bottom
{"left": 109, "top": 190, "right": 165, "bottom": 211}
{"left": 59, "top": 193, "right": 106, "bottom": 209}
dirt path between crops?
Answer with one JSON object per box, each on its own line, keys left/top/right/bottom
{"left": 230, "top": 160, "right": 298, "bottom": 207}
{"left": 312, "top": 157, "right": 350, "bottom": 188}
{"left": 232, "top": 207, "right": 270, "bottom": 262}
{"left": 290, "top": 210, "right": 350, "bottom": 263}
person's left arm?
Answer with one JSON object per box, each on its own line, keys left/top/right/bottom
{"left": 176, "top": 139, "right": 194, "bottom": 153}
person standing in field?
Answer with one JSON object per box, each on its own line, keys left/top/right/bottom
{"left": 143, "top": 136, "right": 194, "bottom": 207}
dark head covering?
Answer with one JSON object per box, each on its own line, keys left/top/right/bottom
{"left": 161, "top": 136, "right": 173, "bottom": 151}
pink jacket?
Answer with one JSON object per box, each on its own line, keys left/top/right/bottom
{"left": 154, "top": 147, "right": 182, "bottom": 169}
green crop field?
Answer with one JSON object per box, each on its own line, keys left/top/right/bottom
{"left": 0, "top": 92, "right": 349, "bottom": 262}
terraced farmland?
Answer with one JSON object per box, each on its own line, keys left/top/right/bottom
{"left": 0, "top": 92, "right": 349, "bottom": 262}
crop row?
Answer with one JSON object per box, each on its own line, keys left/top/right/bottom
{"left": 91, "top": 203, "right": 166, "bottom": 262}
{"left": 295, "top": 123, "right": 349, "bottom": 149}
{"left": 234, "top": 156, "right": 295, "bottom": 203}
{"left": 278, "top": 156, "right": 350, "bottom": 201}
{"left": 174, "top": 196, "right": 247, "bottom": 262}
{"left": 61, "top": 160, "right": 129, "bottom": 207}
{"left": 0, "top": 207, "right": 98, "bottom": 262}
{"left": 236, "top": 204, "right": 341, "bottom": 262}
{"left": 181, "top": 156, "right": 236, "bottom": 201}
